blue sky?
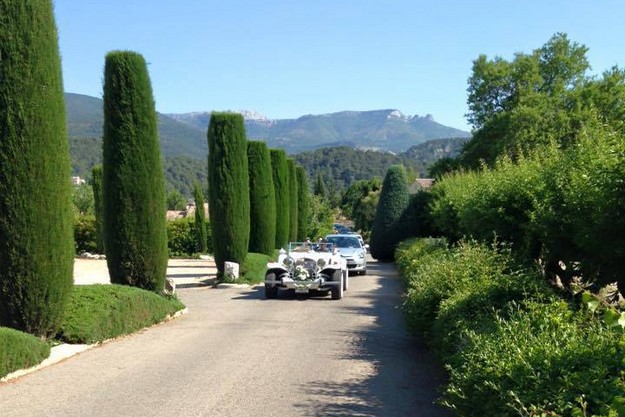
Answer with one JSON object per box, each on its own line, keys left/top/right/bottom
{"left": 54, "top": 0, "right": 625, "bottom": 130}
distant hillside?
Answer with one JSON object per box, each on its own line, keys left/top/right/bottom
{"left": 403, "top": 137, "right": 468, "bottom": 164}
{"left": 65, "top": 93, "right": 207, "bottom": 158}
{"left": 294, "top": 146, "right": 427, "bottom": 191}
{"left": 168, "top": 109, "right": 470, "bottom": 154}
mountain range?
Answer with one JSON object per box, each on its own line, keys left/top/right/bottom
{"left": 65, "top": 93, "right": 469, "bottom": 156}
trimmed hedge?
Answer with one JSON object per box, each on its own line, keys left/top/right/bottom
{"left": 56, "top": 285, "right": 185, "bottom": 344}
{"left": 287, "top": 159, "right": 298, "bottom": 242}
{"left": 0, "top": 0, "right": 75, "bottom": 337}
{"left": 167, "top": 217, "right": 212, "bottom": 257}
{"left": 396, "top": 238, "right": 625, "bottom": 416}
{"left": 270, "top": 149, "right": 290, "bottom": 249}
{"left": 103, "top": 51, "right": 168, "bottom": 292}
{"left": 0, "top": 327, "right": 51, "bottom": 378}
{"left": 247, "top": 141, "right": 276, "bottom": 255}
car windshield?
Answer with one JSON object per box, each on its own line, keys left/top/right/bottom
{"left": 325, "top": 236, "right": 361, "bottom": 248}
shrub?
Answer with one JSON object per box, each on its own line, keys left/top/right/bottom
{"left": 75, "top": 215, "right": 98, "bottom": 254}
{"left": 102, "top": 51, "right": 168, "bottom": 292}
{"left": 270, "top": 149, "right": 290, "bottom": 249}
{"left": 296, "top": 165, "right": 310, "bottom": 240}
{"left": 207, "top": 112, "right": 250, "bottom": 275}
{"left": 0, "top": 327, "right": 51, "bottom": 378}
{"left": 193, "top": 182, "right": 208, "bottom": 253}
{"left": 56, "top": 285, "right": 185, "bottom": 344}
{"left": 247, "top": 141, "right": 276, "bottom": 255}
{"left": 370, "top": 165, "right": 410, "bottom": 261}
{"left": 167, "top": 218, "right": 212, "bottom": 257}
{"left": 443, "top": 301, "right": 625, "bottom": 416}
{"left": 287, "top": 159, "right": 299, "bottom": 241}
{"left": 91, "top": 165, "right": 105, "bottom": 253}
{"left": 0, "top": 0, "right": 75, "bottom": 337}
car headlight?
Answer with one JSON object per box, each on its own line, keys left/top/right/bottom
{"left": 358, "top": 251, "right": 366, "bottom": 259}
{"left": 317, "top": 258, "right": 326, "bottom": 269}
{"left": 283, "top": 256, "right": 294, "bottom": 267}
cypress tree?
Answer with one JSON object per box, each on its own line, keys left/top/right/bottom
{"left": 0, "top": 0, "right": 74, "bottom": 336}
{"left": 102, "top": 51, "right": 168, "bottom": 292}
{"left": 370, "top": 165, "right": 410, "bottom": 261}
{"left": 313, "top": 172, "right": 326, "bottom": 198}
{"left": 207, "top": 113, "right": 250, "bottom": 275}
{"left": 270, "top": 149, "right": 289, "bottom": 249}
{"left": 193, "top": 182, "right": 207, "bottom": 253}
{"left": 296, "top": 166, "right": 310, "bottom": 240}
{"left": 91, "top": 165, "right": 105, "bottom": 254}
{"left": 247, "top": 141, "right": 276, "bottom": 255}
{"left": 287, "top": 159, "right": 299, "bottom": 241}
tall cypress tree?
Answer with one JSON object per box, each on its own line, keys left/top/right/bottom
{"left": 270, "top": 149, "right": 289, "bottom": 249}
{"left": 296, "top": 166, "right": 310, "bottom": 240}
{"left": 193, "top": 182, "right": 207, "bottom": 253}
{"left": 287, "top": 159, "right": 299, "bottom": 241}
{"left": 102, "top": 51, "right": 168, "bottom": 292}
{"left": 91, "top": 165, "right": 105, "bottom": 254}
{"left": 0, "top": 0, "right": 74, "bottom": 336}
{"left": 207, "top": 113, "right": 250, "bottom": 275}
{"left": 247, "top": 141, "right": 276, "bottom": 255}
{"left": 313, "top": 172, "right": 327, "bottom": 198}
{"left": 370, "top": 165, "right": 410, "bottom": 261}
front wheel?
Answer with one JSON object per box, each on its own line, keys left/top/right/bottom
{"left": 343, "top": 270, "right": 349, "bottom": 291}
{"left": 265, "top": 272, "right": 278, "bottom": 299}
{"left": 331, "top": 270, "right": 344, "bottom": 300}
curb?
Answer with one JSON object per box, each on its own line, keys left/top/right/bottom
{"left": 0, "top": 308, "right": 189, "bottom": 383}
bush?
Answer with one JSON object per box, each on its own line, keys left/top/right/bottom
{"left": 167, "top": 218, "right": 212, "bottom": 257}
{"left": 74, "top": 215, "right": 98, "bottom": 254}
{"left": 103, "top": 51, "right": 168, "bottom": 292}
{"left": 207, "top": 112, "right": 250, "bottom": 275}
{"left": 443, "top": 301, "right": 625, "bottom": 416}
{"left": 0, "top": 0, "right": 75, "bottom": 337}
{"left": 0, "top": 327, "right": 51, "bottom": 378}
{"left": 370, "top": 165, "right": 410, "bottom": 261}
{"left": 56, "top": 285, "right": 185, "bottom": 344}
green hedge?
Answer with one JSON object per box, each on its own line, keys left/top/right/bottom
{"left": 0, "top": 327, "right": 51, "bottom": 378}
{"left": 167, "top": 217, "right": 212, "bottom": 257}
{"left": 396, "top": 238, "right": 625, "bottom": 416}
{"left": 56, "top": 285, "right": 185, "bottom": 344}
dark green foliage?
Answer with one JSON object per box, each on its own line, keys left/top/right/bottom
{"left": 0, "top": 327, "right": 50, "bottom": 378}
{"left": 306, "top": 194, "right": 335, "bottom": 240}
{"left": 56, "top": 285, "right": 185, "bottom": 344}
{"left": 207, "top": 113, "right": 250, "bottom": 274}
{"left": 91, "top": 165, "right": 104, "bottom": 253}
{"left": 166, "top": 190, "right": 187, "bottom": 210}
{"left": 370, "top": 165, "right": 410, "bottom": 261}
{"left": 247, "top": 141, "right": 276, "bottom": 255}
{"left": 74, "top": 215, "right": 97, "bottom": 254}
{"left": 296, "top": 166, "right": 310, "bottom": 240}
{"left": 341, "top": 178, "right": 382, "bottom": 236}
{"left": 294, "top": 146, "right": 425, "bottom": 194}
{"left": 397, "top": 239, "right": 625, "bottom": 416}
{"left": 0, "top": 0, "right": 75, "bottom": 336}
{"left": 287, "top": 159, "right": 299, "bottom": 241}
{"left": 313, "top": 172, "right": 326, "bottom": 197}
{"left": 193, "top": 183, "right": 208, "bottom": 253}
{"left": 163, "top": 156, "right": 207, "bottom": 197}
{"left": 166, "top": 217, "right": 212, "bottom": 257}
{"left": 102, "top": 51, "right": 168, "bottom": 292}
{"left": 270, "top": 149, "right": 289, "bottom": 249}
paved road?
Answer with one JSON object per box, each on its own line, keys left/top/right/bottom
{"left": 0, "top": 259, "right": 451, "bottom": 417}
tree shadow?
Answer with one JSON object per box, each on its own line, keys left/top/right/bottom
{"left": 293, "top": 263, "right": 452, "bottom": 417}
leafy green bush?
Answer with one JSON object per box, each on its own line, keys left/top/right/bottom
{"left": 167, "top": 218, "right": 212, "bottom": 257}
{"left": 74, "top": 215, "right": 98, "bottom": 254}
{"left": 443, "top": 301, "right": 625, "bottom": 416}
{"left": 56, "top": 285, "right": 185, "bottom": 344}
{"left": 0, "top": 327, "right": 51, "bottom": 378}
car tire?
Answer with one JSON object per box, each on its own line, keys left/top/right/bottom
{"left": 343, "top": 270, "right": 349, "bottom": 291}
{"left": 264, "top": 273, "right": 278, "bottom": 299}
{"left": 331, "top": 270, "right": 343, "bottom": 300}
{"left": 359, "top": 270, "right": 367, "bottom": 276}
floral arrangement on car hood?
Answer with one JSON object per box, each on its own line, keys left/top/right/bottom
{"left": 294, "top": 265, "right": 310, "bottom": 281}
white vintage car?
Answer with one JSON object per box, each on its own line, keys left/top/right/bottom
{"left": 264, "top": 242, "right": 348, "bottom": 299}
